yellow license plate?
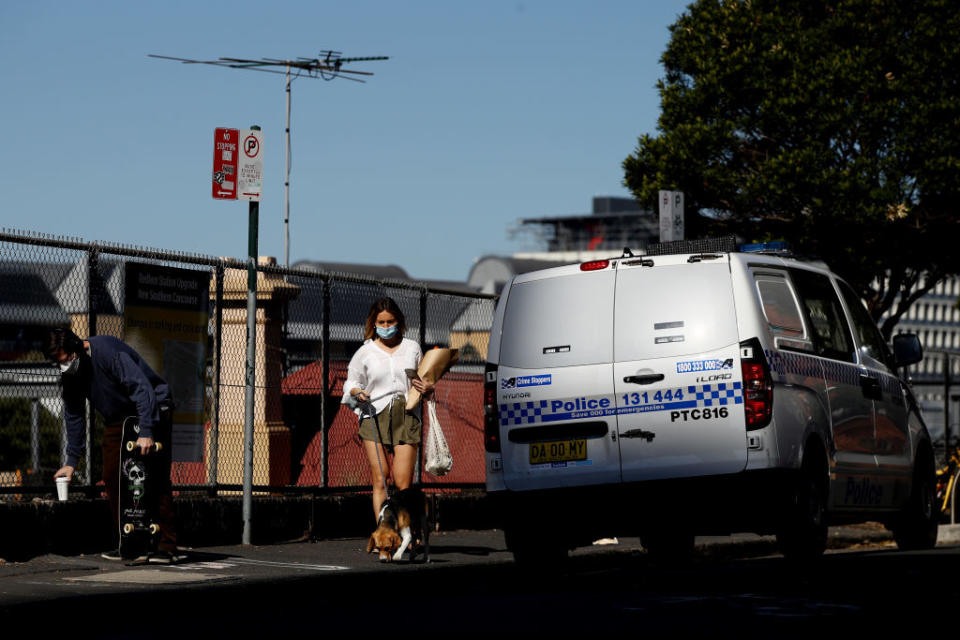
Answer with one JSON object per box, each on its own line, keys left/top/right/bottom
{"left": 529, "top": 439, "right": 587, "bottom": 465}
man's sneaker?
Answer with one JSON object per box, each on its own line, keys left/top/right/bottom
{"left": 101, "top": 549, "right": 123, "bottom": 561}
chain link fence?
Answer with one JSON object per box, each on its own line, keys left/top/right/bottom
{"left": 0, "top": 230, "right": 495, "bottom": 498}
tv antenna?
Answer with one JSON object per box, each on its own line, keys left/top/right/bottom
{"left": 149, "top": 51, "right": 389, "bottom": 267}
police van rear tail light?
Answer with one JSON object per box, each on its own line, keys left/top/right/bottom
{"left": 484, "top": 364, "right": 501, "bottom": 453}
{"left": 580, "top": 259, "right": 610, "bottom": 272}
{"left": 740, "top": 337, "right": 773, "bottom": 430}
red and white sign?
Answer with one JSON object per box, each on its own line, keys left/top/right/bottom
{"left": 213, "top": 127, "right": 263, "bottom": 201}
{"left": 212, "top": 128, "right": 239, "bottom": 200}
{"left": 237, "top": 128, "right": 263, "bottom": 202}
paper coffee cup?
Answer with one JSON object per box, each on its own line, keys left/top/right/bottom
{"left": 55, "top": 477, "right": 69, "bottom": 501}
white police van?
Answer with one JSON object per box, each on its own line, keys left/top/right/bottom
{"left": 484, "top": 237, "right": 935, "bottom": 562}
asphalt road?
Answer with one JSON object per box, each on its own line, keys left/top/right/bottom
{"left": 2, "top": 528, "right": 959, "bottom": 636}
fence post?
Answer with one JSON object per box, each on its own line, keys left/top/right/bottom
{"left": 417, "top": 288, "right": 427, "bottom": 485}
{"left": 209, "top": 263, "right": 224, "bottom": 495}
{"left": 30, "top": 398, "right": 39, "bottom": 473}
{"left": 85, "top": 247, "right": 100, "bottom": 485}
{"left": 321, "top": 277, "right": 331, "bottom": 489}
{"left": 87, "top": 247, "right": 99, "bottom": 338}
{"left": 945, "top": 353, "right": 952, "bottom": 447}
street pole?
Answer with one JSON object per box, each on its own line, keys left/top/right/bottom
{"left": 242, "top": 126, "right": 261, "bottom": 546}
{"left": 284, "top": 65, "right": 291, "bottom": 268}
{"left": 945, "top": 352, "right": 952, "bottom": 449}
{"left": 149, "top": 52, "right": 387, "bottom": 268}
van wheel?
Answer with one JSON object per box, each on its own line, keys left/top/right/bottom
{"left": 892, "top": 455, "right": 938, "bottom": 551}
{"left": 505, "top": 524, "right": 568, "bottom": 568}
{"left": 640, "top": 530, "right": 695, "bottom": 562}
{"left": 776, "top": 458, "right": 827, "bottom": 561}
{"left": 503, "top": 505, "right": 569, "bottom": 568}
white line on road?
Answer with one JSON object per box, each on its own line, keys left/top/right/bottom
{"left": 224, "top": 558, "right": 350, "bottom": 571}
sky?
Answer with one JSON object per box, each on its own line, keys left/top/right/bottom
{"left": 1, "top": 1, "right": 690, "bottom": 282}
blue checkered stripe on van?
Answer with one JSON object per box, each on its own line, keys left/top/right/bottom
{"left": 765, "top": 350, "right": 822, "bottom": 379}
{"left": 499, "top": 400, "right": 550, "bottom": 426}
{"left": 499, "top": 383, "right": 744, "bottom": 427}
{"left": 765, "top": 349, "right": 902, "bottom": 398}
{"left": 821, "top": 359, "right": 861, "bottom": 386}
{"left": 879, "top": 372, "right": 903, "bottom": 397}
{"left": 688, "top": 382, "right": 744, "bottom": 407}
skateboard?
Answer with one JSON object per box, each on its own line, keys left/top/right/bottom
{"left": 118, "top": 416, "right": 163, "bottom": 561}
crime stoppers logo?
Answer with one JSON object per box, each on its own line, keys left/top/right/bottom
{"left": 500, "top": 374, "right": 552, "bottom": 390}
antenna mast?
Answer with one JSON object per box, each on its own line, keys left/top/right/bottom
{"left": 149, "top": 51, "right": 389, "bottom": 267}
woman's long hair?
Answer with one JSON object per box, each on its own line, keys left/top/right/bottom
{"left": 363, "top": 297, "right": 407, "bottom": 341}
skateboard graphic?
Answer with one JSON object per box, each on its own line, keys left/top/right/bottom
{"left": 118, "top": 416, "right": 163, "bottom": 561}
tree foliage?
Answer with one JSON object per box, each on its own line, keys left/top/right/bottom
{"left": 624, "top": 0, "right": 960, "bottom": 338}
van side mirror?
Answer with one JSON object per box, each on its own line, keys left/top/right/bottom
{"left": 892, "top": 334, "right": 923, "bottom": 367}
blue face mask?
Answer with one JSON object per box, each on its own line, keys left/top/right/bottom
{"left": 376, "top": 325, "right": 399, "bottom": 340}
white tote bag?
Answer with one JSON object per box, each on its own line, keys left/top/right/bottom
{"left": 424, "top": 397, "right": 453, "bottom": 476}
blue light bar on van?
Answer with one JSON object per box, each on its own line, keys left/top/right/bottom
{"left": 739, "top": 241, "right": 790, "bottom": 254}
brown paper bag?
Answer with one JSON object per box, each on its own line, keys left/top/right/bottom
{"left": 406, "top": 347, "right": 459, "bottom": 410}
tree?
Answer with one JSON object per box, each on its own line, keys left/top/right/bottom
{"left": 624, "top": 0, "right": 960, "bottom": 339}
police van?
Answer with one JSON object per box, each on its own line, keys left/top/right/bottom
{"left": 483, "top": 237, "right": 936, "bottom": 562}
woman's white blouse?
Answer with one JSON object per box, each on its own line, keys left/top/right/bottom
{"left": 343, "top": 338, "right": 423, "bottom": 416}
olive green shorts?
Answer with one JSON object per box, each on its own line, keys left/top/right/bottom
{"left": 359, "top": 396, "right": 421, "bottom": 451}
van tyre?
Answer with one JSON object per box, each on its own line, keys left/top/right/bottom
{"left": 892, "top": 455, "right": 938, "bottom": 551}
{"left": 640, "top": 529, "right": 695, "bottom": 562}
{"left": 503, "top": 505, "right": 568, "bottom": 568}
{"left": 505, "top": 523, "right": 568, "bottom": 568}
{"left": 776, "top": 457, "right": 827, "bottom": 561}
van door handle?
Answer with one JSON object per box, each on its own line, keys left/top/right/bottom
{"left": 621, "top": 429, "right": 656, "bottom": 442}
{"left": 859, "top": 374, "right": 883, "bottom": 401}
{"left": 623, "top": 374, "right": 664, "bottom": 385}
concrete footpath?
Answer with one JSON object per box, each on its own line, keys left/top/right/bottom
{"left": 2, "top": 523, "right": 959, "bottom": 612}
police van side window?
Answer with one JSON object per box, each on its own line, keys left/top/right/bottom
{"left": 789, "top": 269, "right": 855, "bottom": 363}
{"left": 755, "top": 275, "right": 805, "bottom": 338}
{"left": 837, "top": 280, "right": 894, "bottom": 370}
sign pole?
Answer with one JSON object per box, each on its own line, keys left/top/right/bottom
{"left": 211, "top": 122, "right": 263, "bottom": 545}
{"left": 284, "top": 65, "right": 291, "bottom": 268}
{"left": 242, "top": 125, "right": 261, "bottom": 546}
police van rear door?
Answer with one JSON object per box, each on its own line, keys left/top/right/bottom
{"left": 613, "top": 255, "right": 748, "bottom": 482}
{"left": 497, "top": 264, "right": 621, "bottom": 491}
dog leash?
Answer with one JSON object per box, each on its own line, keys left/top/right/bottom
{"left": 361, "top": 397, "right": 391, "bottom": 497}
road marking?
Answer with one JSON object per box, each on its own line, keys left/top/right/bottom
{"left": 225, "top": 558, "right": 350, "bottom": 571}
{"left": 621, "top": 593, "right": 861, "bottom": 618}
{"left": 172, "top": 561, "right": 238, "bottom": 571}
{"left": 65, "top": 570, "right": 228, "bottom": 584}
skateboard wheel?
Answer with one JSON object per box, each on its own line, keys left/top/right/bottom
{"left": 154, "top": 442, "right": 163, "bottom": 452}
{"left": 125, "top": 441, "right": 136, "bottom": 452}
{"left": 149, "top": 524, "right": 159, "bottom": 534}
{"left": 123, "top": 523, "right": 134, "bottom": 534}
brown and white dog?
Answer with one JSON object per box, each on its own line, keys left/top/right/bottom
{"left": 366, "top": 487, "right": 431, "bottom": 563}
